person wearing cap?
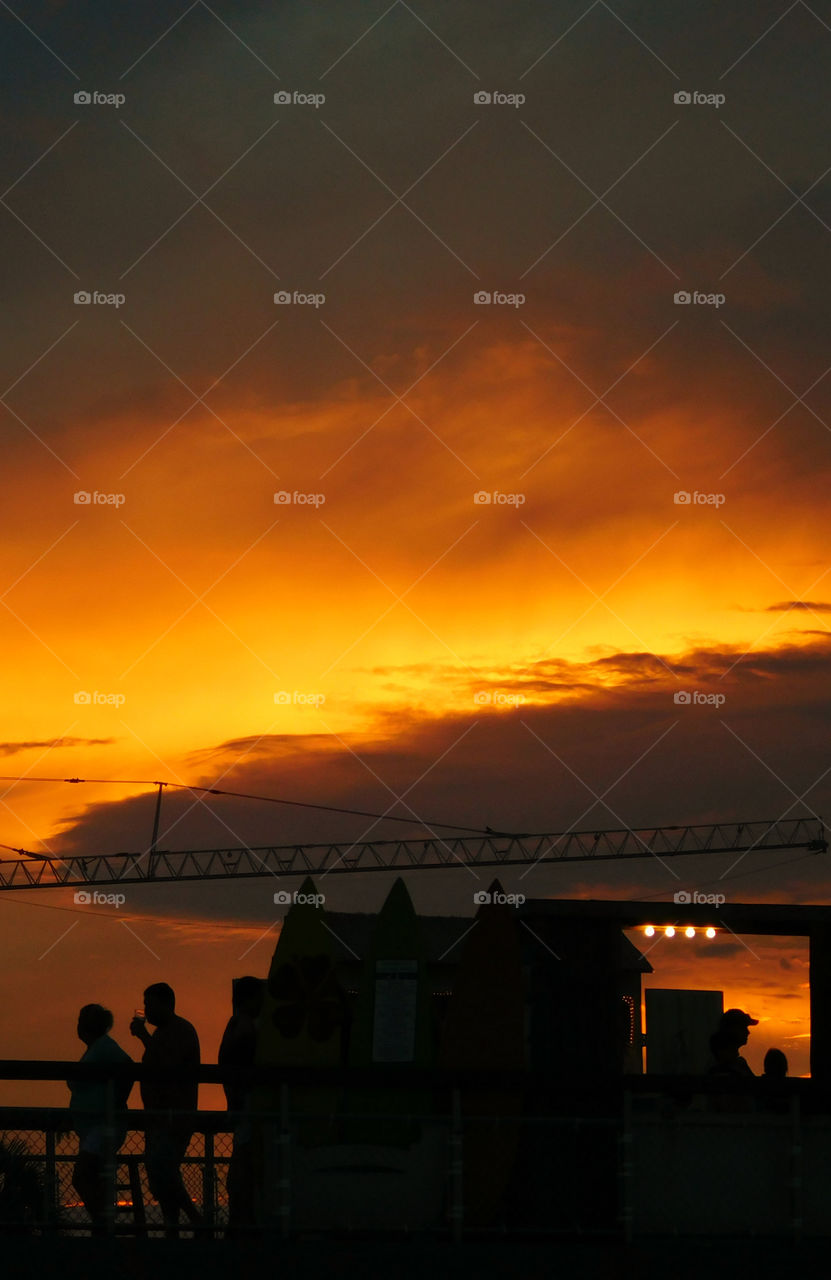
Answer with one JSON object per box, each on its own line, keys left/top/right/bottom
{"left": 717, "top": 1008, "right": 758, "bottom": 1076}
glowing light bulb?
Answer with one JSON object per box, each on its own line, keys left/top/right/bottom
{"left": 644, "top": 925, "right": 655, "bottom": 937}
{"left": 685, "top": 927, "right": 695, "bottom": 938}
{"left": 665, "top": 926, "right": 675, "bottom": 938}
{"left": 706, "top": 927, "right": 716, "bottom": 939}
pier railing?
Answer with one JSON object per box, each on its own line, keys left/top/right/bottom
{"left": 0, "top": 1063, "right": 826, "bottom": 1239}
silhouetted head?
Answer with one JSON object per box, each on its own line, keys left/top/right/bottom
{"left": 77, "top": 1003, "right": 113, "bottom": 1046}
{"left": 719, "top": 1008, "right": 757, "bottom": 1047}
{"left": 764, "top": 1048, "right": 788, "bottom": 1078}
{"left": 143, "top": 982, "right": 176, "bottom": 1027}
{"left": 232, "top": 975, "right": 264, "bottom": 1018}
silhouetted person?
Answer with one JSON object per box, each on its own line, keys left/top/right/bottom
{"left": 218, "top": 976, "right": 264, "bottom": 1237}
{"left": 764, "top": 1048, "right": 788, "bottom": 1078}
{"left": 716, "top": 1008, "right": 757, "bottom": 1075}
{"left": 707, "top": 1026, "right": 753, "bottom": 1112}
{"left": 760, "top": 1047, "right": 790, "bottom": 1113}
{"left": 130, "top": 983, "right": 203, "bottom": 1237}
{"left": 67, "top": 1004, "right": 133, "bottom": 1234}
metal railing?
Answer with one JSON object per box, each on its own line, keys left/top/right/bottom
{"left": 0, "top": 1063, "right": 828, "bottom": 1240}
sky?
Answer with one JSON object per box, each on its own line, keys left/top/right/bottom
{"left": 0, "top": 0, "right": 830, "bottom": 1098}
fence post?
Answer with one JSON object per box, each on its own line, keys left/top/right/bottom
{"left": 449, "top": 1087, "right": 463, "bottom": 1243}
{"left": 203, "top": 1129, "right": 215, "bottom": 1230}
{"left": 619, "top": 1087, "right": 633, "bottom": 1244}
{"left": 103, "top": 1077, "right": 116, "bottom": 1236}
{"left": 43, "top": 1122, "right": 58, "bottom": 1232}
{"left": 790, "top": 1093, "right": 803, "bottom": 1244}
{"left": 279, "top": 1083, "right": 291, "bottom": 1239}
